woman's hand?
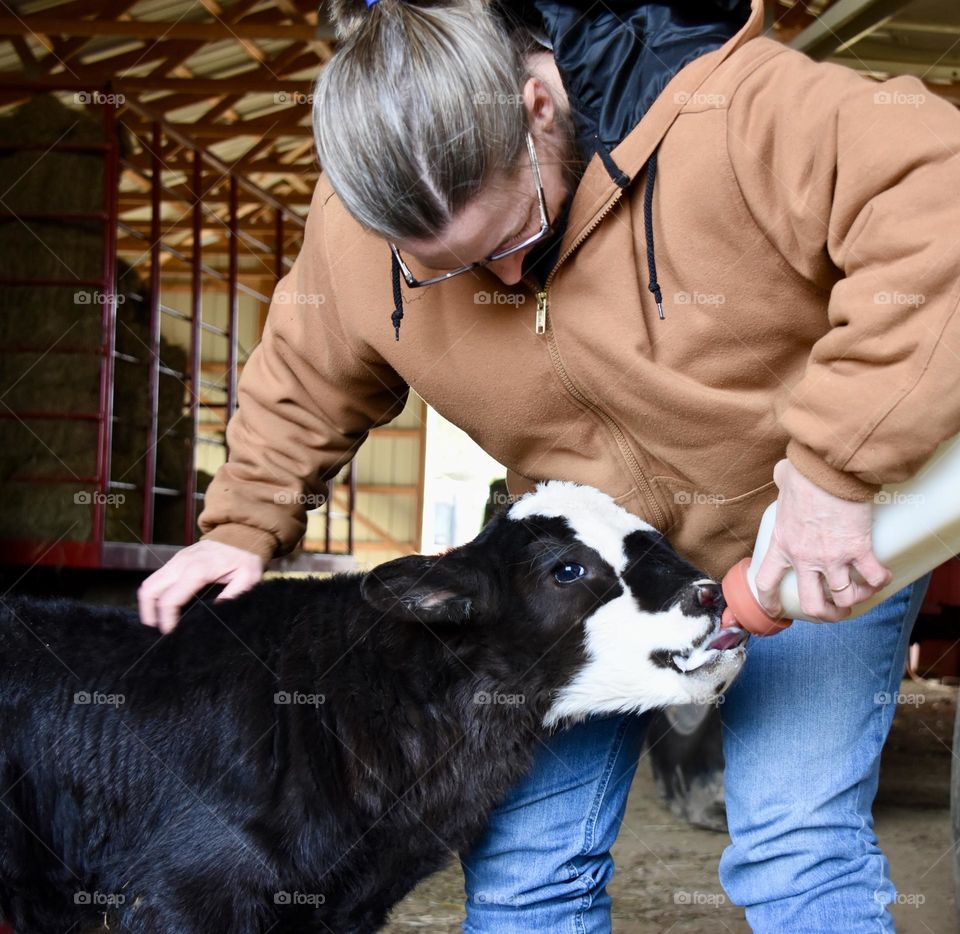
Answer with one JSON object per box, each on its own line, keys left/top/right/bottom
{"left": 137, "top": 540, "right": 267, "bottom": 634}
{"left": 754, "top": 459, "right": 892, "bottom": 621}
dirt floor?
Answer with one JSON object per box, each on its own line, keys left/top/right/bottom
{"left": 384, "top": 679, "right": 957, "bottom": 933}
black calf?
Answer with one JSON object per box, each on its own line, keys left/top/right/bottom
{"left": 0, "top": 482, "right": 745, "bottom": 933}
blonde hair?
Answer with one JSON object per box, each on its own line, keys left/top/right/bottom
{"left": 313, "top": 1, "right": 544, "bottom": 240}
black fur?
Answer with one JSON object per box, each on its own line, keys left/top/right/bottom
{"left": 0, "top": 510, "right": 704, "bottom": 933}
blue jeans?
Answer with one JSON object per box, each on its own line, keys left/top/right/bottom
{"left": 460, "top": 577, "right": 929, "bottom": 933}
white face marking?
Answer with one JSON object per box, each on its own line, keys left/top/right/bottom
{"left": 542, "top": 595, "right": 744, "bottom": 728}
{"left": 506, "top": 482, "right": 746, "bottom": 728}
{"left": 507, "top": 481, "right": 655, "bottom": 575}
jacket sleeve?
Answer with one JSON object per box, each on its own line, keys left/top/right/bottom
{"left": 726, "top": 48, "right": 960, "bottom": 501}
{"left": 197, "top": 190, "right": 409, "bottom": 561}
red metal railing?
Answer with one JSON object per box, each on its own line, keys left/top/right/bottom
{"left": 95, "top": 101, "right": 120, "bottom": 550}
{"left": 0, "top": 84, "right": 355, "bottom": 572}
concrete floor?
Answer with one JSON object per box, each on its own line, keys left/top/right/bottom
{"left": 384, "top": 680, "right": 957, "bottom": 933}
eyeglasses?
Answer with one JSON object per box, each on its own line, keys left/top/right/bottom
{"left": 389, "top": 132, "right": 553, "bottom": 288}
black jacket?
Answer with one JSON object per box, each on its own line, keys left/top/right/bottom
{"left": 504, "top": 0, "right": 752, "bottom": 159}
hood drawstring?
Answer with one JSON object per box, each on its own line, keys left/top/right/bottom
{"left": 595, "top": 135, "right": 666, "bottom": 322}
{"left": 643, "top": 147, "right": 665, "bottom": 320}
{"left": 391, "top": 250, "right": 404, "bottom": 341}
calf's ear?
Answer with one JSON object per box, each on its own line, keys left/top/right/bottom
{"left": 360, "top": 553, "right": 480, "bottom": 624}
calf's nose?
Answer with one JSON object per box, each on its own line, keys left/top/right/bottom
{"left": 697, "top": 582, "right": 722, "bottom": 608}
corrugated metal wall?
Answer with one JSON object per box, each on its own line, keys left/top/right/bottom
{"left": 306, "top": 392, "right": 427, "bottom": 570}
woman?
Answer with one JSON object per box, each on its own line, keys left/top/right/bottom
{"left": 138, "top": 1, "right": 960, "bottom": 930}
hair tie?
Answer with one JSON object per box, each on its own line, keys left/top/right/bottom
{"left": 366, "top": 0, "right": 379, "bottom": 6}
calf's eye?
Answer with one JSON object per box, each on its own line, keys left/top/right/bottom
{"left": 553, "top": 563, "right": 586, "bottom": 584}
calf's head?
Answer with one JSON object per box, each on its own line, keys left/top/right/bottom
{"left": 361, "top": 481, "right": 747, "bottom": 727}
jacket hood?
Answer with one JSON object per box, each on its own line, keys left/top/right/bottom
{"left": 507, "top": 0, "right": 753, "bottom": 159}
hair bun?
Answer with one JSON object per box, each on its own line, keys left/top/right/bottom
{"left": 325, "top": 0, "right": 377, "bottom": 41}
{"left": 326, "top": 0, "right": 482, "bottom": 42}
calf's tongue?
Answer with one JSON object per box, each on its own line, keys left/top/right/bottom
{"left": 708, "top": 627, "right": 749, "bottom": 651}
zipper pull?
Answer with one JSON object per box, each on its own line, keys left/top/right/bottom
{"left": 535, "top": 290, "right": 547, "bottom": 334}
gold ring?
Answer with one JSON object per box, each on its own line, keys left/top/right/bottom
{"left": 829, "top": 581, "right": 852, "bottom": 593}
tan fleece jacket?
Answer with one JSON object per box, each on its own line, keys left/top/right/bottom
{"left": 198, "top": 0, "right": 960, "bottom": 581}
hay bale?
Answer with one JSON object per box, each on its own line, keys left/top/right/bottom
{"left": 0, "top": 96, "right": 208, "bottom": 551}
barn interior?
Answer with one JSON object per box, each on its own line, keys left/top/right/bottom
{"left": 0, "top": 1, "right": 958, "bottom": 931}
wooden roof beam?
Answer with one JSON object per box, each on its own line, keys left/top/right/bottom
{"left": 38, "top": 0, "right": 133, "bottom": 20}
{"left": 143, "top": 0, "right": 267, "bottom": 78}
{"left": 145, "top": 40, "right": 207, "bottom": 79}
{"left": 193, "top": 123, "right": 312, "bottom": 139}
{"left": 68, "top": 40, "right": 179, "bottom": 80}
{"left": 277, "top": 138, "right": 315, "bottom": 164}
{"left": 239, "top": 39, "right": 267, "bottom": 64}
{"left": 16, "top": 30, "right": 321, "bottom": 115}
{"left": 118, "top": 190, "right": 311, "bottom": 208}
{"left": 10, "top": 36, "right": 38, "bottom": 72}
{"left": 124, "top": 151, "right": 317, "bottom": 176}
{"left": 140, "top": 40, "right": 317, "bottom": 114}
{"left": 27, "top": 0, "right": 143, "bottom": 76}
{"left": 790, "top": 0, "right": 914, "bottom": 59}
{"left": 139, "top": 47, "right": 320, "bottom": 102}
{"left": 0, "top": 72, "right": 317, "bottom": 95}
{"left": 275, "top": 0, "right": 311, "bottom": 19}
{"left": 284, "top": 173, "right": 311, "bottom": 195}
{"left": 244, "top": 136, "right": 279, "bottom": 160}
{"left": 263, "top": 48, "right": 328, "bottom": 74}
{"left": 0, "top": 17, "right": 320, "bottom": 43}
{"left": 118, "top": 219, "right": 297, "bottom": 235}
{"left": 121, "top": 116, "right": 313, "bottom": 139}
{"left": 195, "top": 93, "right": 243, "bottom": 123}
{"left": 252, "top": 40, "right": 318, "bottom": 78}
{"left": 111, "top": 95, "right": 311, "bottom": 223}
{"left": 240, "top": 12, "right": 331, "bottom": 57}
{"left": 140, "top": 91, "right": 225, "bottom": 115}
{"left": 121, "top": 147, "right": 313, "bottom": 187}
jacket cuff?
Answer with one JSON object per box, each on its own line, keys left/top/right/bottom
{"left": 786, "top": 439, "right": 881, "bottom": 503}
{"left": 199, "top": 523, "right": 279, "bottom": 564}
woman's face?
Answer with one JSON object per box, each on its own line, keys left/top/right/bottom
{"left": 394, "top": 61, "right": 575, "bottom": 288}
{"left": 395, "top": 144, "right": 572, "bottom": 287}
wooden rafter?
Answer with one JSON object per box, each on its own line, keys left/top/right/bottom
{"left": 194, "top": 94, "right": 244, "bottom": 123}
{"left": 36, "top": 0, "right": 128, "bottom": 20}
{"left": 233, "top": 136, "right": 278, "bottom": 171}
{"left": 0, "top": 18, "right": 319, "bottom": 42}
{"left": 147, "top": 41, "right": 206, "bottom": 79}
{"left": 10, "top": 35, "right": 36, "bottom": 70}
{"left": 198, "top": 0, "right": 266, "bottom": 66}
{"left": 161, "top": 121, "right": 312, "bottom": 139}
{"left": 119, "top": 192, "right": 312, "bottom": 210}
{"left": 120, "top": 159, "right": 308, "bottom": 195}
{"left": 0, "top": 0, "right": 332, "bottom": 224}
{"left": 132, "top": 42, "right": 323, "bottom": 115}
{"left": 1, "top": 0, "right": 331, "bottom": 205}
{"left": 0, "top": 73, "right": 316, "bottom": 94}
{"left": 20, "top": 0, "right": 141, "bottom": 77}
{"left": 117, "top": 219, "right": 301, "bottom": 238}
{"left": 0, "top": 1, "right": 320, "bottom": 291}
{"left": 143, "top": 0, "right": 265, "bottom": 83}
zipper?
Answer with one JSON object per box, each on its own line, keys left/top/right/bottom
{"left": 527, "top": 192, "right": 624, "bottom": 336}
{"left": 535, "top": 290, "right": 547, "bottom": 334}
{"left": 524, "top": 189, "right": 667, "bottom": 530}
